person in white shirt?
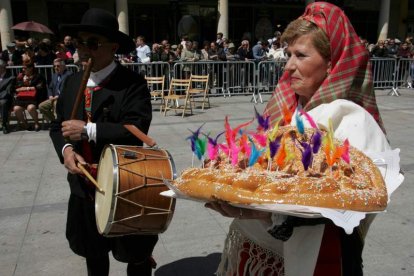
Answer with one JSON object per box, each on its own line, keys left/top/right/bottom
{"left": 267, "top": 40, "right": 287, "bottom": 61}
{"left": 135, "top": 35, "right": 151, "bottom": 63}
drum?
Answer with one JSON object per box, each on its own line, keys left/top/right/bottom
{"left": 95, "top": 145, "right": 176, "bottom": 236}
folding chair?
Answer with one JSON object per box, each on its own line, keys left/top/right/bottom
{"left": 145, "top": 75, "right": 165, "bottom": 113}
{"left": 188, "top": 74, "right": 210, "bottom": 110}
{"left": 163, "top": 78, "right": 192, "bottom": 117}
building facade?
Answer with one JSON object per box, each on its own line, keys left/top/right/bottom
{"left": 1, "top": 0, "right": 413, "bottom": 50}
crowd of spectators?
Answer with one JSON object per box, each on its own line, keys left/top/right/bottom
{"left": 1, "top": 31, "right": 414, "bottom": 134}
{"left": 0, "top": 36, "right": 77, "bottom": 67}
{"left": 0, "top": 35, "right": 77, "bottom": 134}
{"left": 368, "top": 37, "right": 414, "bottom": 58}
{"left": 115, "top": 33, "right": 414, "bottom": 66}
{"left": 117, "top": 31, "right": 289, "bottom": 65}
{"left": 2, "top": 31, "right": 413, "bottom": 70}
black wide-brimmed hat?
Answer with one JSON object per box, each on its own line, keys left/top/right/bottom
{"left": 59, "top": 8, "right": 135, "bottom": 54}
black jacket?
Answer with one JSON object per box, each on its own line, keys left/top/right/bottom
{"left": 50, "top": 64, "right": 152, "bottom": 197}
{"left": 0, "top": 72, "right": 15, "bottom": 100}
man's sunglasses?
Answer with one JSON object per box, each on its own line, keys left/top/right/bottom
{"left": 74, "top": 38, "right": 108, "bottom": 51}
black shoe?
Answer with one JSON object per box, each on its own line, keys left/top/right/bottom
{"left": 2, "top": 126, "right": 9, "bottom": 134}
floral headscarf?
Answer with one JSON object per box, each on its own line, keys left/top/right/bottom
{"left": 265, "top": 2, "right": 385, "bottom": 132}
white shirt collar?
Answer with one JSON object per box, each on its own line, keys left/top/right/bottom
{"left": 87, "top": 61, "right": 117, "bottom": 87}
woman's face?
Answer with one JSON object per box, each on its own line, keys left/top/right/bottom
{"left": 23, "top": 66, "right": 34, "bottom": 76}
{"left": 284, "top": 34, "right": 331, "bottom": 103}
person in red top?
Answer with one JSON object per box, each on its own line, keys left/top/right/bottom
{"left": 13, "top": 61, "right": 47, "bottom": 131}
{"left": 55, "top": 43, "right": 73, "bottom": 62}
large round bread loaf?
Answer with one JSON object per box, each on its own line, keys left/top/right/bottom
{"left": 173, "top": 126, "right": 387, "bottom": 212}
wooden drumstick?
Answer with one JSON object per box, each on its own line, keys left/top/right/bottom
{"left": 77, "top": 163, "right": 104, "bottom": 193}
{"left": 124, "top": 124, "right": 157, "bottom": 147}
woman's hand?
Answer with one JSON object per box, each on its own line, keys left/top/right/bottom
{"left": 205, "top": 200, "right": 271, "bottom": 222}
{"left": 62, "top": 120, "right": 86, "bottom": 141}
{"left": 63, "top": 146, "right": 86, "bottom": 174}
{"left": 18, "top": 86, "right": 35, "bottom": 91}
{"left": 16, "top": 86, "right": 32, "bottom": 92}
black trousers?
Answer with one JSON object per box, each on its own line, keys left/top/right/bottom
{"left": 0, "top": 98, "right": 11, "bottom": 127}
{"left": 341, "top": 228, "right": 364, "bottom": 276}
{"left": 66, "top": 194, "right": 158, "bottom": 275}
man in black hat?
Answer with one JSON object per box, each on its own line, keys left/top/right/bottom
{"left": 50, "top": 8, "right": 156, "bottom": 275}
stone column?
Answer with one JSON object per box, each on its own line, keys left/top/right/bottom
{"left": 378, "top": 0, "right": 390, "bottom": 41}
{"left": 217, "top": 0, "right": 228, "bottom": 39}
{"left": 116, "top": 0, "right": 129, "bottom": 35}
{"left": 0, "top": 0, "right": 14, "bottom": 50}
{"left": 398, "top": 0, "right": 408, "bottom": 39}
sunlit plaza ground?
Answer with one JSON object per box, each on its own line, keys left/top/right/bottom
{"left": 0, "top": 89, "right": 413, "bottom": 275}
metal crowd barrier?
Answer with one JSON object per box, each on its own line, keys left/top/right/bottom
{"left": 392, "top": 58, "right": 414, "bottom": 96}
{"left": 255, "top": 60, "right": 286, "bottom": 103}
{"left": 6, "top": 57, "right": 411, "bottom": 104}
{"left": 370, "top": 58, "right": 397, "bottom": 91}
{"left": 6, "top": 64, "right": 80, "bottom": 85}
{"left": 172, "top": 61, "right": 257, "bottom": 98}
{"left": 370, "top": 57, "right": 414, "bottom": 96}
{"left": 122, "top": 62, "right": 171, "bottom": 89}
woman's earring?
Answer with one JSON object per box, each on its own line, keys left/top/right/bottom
{"left": 327, "top": 62, "right": 332, "bottom": 75}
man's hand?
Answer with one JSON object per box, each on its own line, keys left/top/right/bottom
{"left": 63, "top": 146, "right": 86, "bottom": 174}
{"left": 62, "top": 120, "right": 86, "bottom": 141}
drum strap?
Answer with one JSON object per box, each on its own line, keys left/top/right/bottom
{"left": 83, "top": 64, "right": 118, "bottom": 123}
{"left": 80, "top": 67, "right": 118, "bottom": 194}
{"left": 80, "top": 87, "right": 100, "bottom": 193}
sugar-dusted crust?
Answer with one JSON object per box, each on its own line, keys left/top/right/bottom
{"left": 173, "top": 126, "right": 388, "bottom": 212}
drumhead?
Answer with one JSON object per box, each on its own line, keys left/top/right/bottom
{"left": 95, "top": 145, "right": 118, "bottom": 235}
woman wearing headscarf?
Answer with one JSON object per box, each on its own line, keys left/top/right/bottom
{"left": 207, "top": 2, "right": 391, "bottom": 275}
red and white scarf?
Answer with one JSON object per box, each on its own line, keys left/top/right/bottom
{"left": 265, "top": 2, "right": 385, "bottom": 133}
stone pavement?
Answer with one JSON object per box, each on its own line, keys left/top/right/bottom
{"left": 0, "top": 90, "right": 413, "bottom": 276}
